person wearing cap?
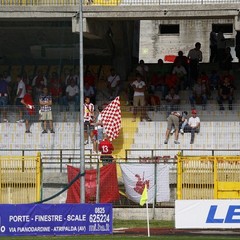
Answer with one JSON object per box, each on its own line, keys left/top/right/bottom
{"left": 21, "top": 85, "right": 35, "bottom": 133}
{"left": 185, "top": 109, "right": 200, "bottom": 144}
{"left": 164, "top": 111, "right": 181, "bottom": 144}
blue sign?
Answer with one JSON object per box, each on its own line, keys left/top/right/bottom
{"left": 0, "top": 203, "right": 112, "bottom": 236}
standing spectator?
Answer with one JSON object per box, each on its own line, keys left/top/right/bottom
{"left": 185, "top": 109, "right": 200, "bottom": 144}
{"left": 217, "top": 76, "right": 234, "bottom": 110}
{"left": 84, "top": 96, "right": 95, "bottom": 144}
{"left": 98, "top": 133, "right": 114, "bottom": 166}
{"left": 0, "top": 74, "right": 10, "bottom": 122}
{"left": 61, "top": 78, "right": 80, "bottom": 111}
{"left": 32, "top": 70, "right": 47, "bottom": 103}
{"left": 164, "top": 111, "right": 181, "bottom": 144}
{"left": 15, "top": 75, "right": 26, "bottom": 123}
{"left": 174, "top": 51, "right": 188, "bottom": 71}
{"left": 39, "top": 87, "right": 55, "bottom": 134}
{"left": 187, "top": 42, "right": 202, "bottom": 87}
{"left": 222, "top": 47, "right": 233, "bottom": 72}
{"left": 165, "top": 88, "right": 180, "bottom": 115}
{"left": 189, "top": 77, "right": 207, "bottom": 110}
{"left": 136, "top": 59, "right": 149, "bottom": 82}
{"left": 150, "top": 58, "right": 168, "bottom": 99}
{"left": 217, "top": 30, "right": 226, "bottom": 68}
{"left": 21, "top": 86, "right": 35, "bottom": 133}
{"left": 107, "top": 68, "right": 121, "bottom": 100}
{"left": 92, "top": 106, "right": 104, "bottom": 153}
{"left": 235, "top": 31, "right": 240, "bottom": 69}
{"left": 209, "top": 30, "right": 218, "bottom": 63}
{"left": 131, "top": 73, "right": 151, "bottom": 122}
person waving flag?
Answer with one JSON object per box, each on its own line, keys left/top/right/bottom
{"left": 101, "top": 96, "right": 121, "bottom": 141}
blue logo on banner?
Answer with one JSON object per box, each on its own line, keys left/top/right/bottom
{"left": 206, "top": 205, "right": 240, "bottom": 223}
{"left": 0, "top": 204, "right": 112, "bottom": 236}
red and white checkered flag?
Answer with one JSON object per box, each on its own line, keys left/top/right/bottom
{"left": 101, "top": 96, "right": 121, "bottom": 141}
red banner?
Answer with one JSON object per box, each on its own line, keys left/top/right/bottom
{"left": 66, "top": 163, "right": 120, "bottom": 203}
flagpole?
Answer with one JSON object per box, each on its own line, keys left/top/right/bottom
{"left": 79, "top": 0, "right": 85, "bottom": 203}
{"left": 146, "top": 201, "right": 150, "bottom": 237}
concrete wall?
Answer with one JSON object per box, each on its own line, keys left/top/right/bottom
{"left": 139, "top": 18, "right": 237, "bottom": 63}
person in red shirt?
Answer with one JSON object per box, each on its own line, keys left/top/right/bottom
{"left": 21, "top": 85, "right": 35, "bottom": 133}
{"left": 98, "top": 134, "right": 114, "bottom": 165}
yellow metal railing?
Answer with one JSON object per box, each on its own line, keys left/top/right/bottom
{"left": 177, "top": 154, "right": 240, "bottom": 200}
{"left": 0, "top": 152, "right": 41, "bottom": 203}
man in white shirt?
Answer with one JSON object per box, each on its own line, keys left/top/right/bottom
{"left": 185, "top": 109, "right": 200, "bottom": 144}
{"left": 84, "top": 96, "right": 95, "bottom": 145}
{"left": 107, "top": 68, "right": 120, "bottom": 100}
{"left": 131, "top": 73, "right": 151, "bottom": 122}
{"left": 61, "top": 78, "right": 79, "bottom": 111}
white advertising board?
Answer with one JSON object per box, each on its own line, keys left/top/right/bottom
{"left": 175, "top": 200, "right": 240, "bottom": 229}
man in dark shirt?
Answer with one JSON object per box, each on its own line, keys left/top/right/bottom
{"left": 217, "top": 76, "right": 234, "bottom": 110}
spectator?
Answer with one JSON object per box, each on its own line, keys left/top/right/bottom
{"left": 209, "top": 30, "right": 218, "bottom": 63}
{"left": 217, "top": 30, "right": 226, "bottom": 68}
{"left": 107, "top": 68, "right": 121, "bottom": 100}
{"left": 32, "top": 70, "right": 47, "bottom": 103}
{"left": 21, "top": 86, "right": 35, "bottom": 133}
{"left": 217, "top": 76, "right": 234, "bottom": 110}
{"left": 222, "top": 47, "right": 233, "bottom": 71}
{"left": 15, "top": 75, "right": 26, "bottom": 123}
{"left": 172, "top": 60, "right": 187, "bottom": 90}
{"left": 136, "top": 59, "right": 149, "bottom": 82}
{"left": 84, "top": 70, "right": 96, "bottom": 96}
{"left": 39, "top": 87, "right": 55, "bottom": 134}
{"left": 65, "top": 69, "right": 79, "bottom": 86}
{"left": 189, "top": 77, "right": 207, "bottom": 110}
{"left": 209, "top": 70, "right": 220, "bottom": 91}
{"left": 0, "top": 74, "right": 10, "bottom": 122}
{"left": 165, "top": 73, "right": 179, "bottom": 93}
{"left": 49, "top": 72, "right": 63, "bottom": 104}
{"left": 187, "top": 42, "right": 202, "bottom": 86}
{"left": 61, "top": 78, "right": 80, "bottom": 111}
{"left": 98, "top": 133, "right": 114, "bottom": 166}
{"left": 131, "top": 73, "right": 151, "bottom": 122}
{"left": 146, "top": 88, "right": 161, "bottom": 111}
{"left": 174, "top": 51, "right": 188, "bottom": 71}
{"left": 170, "top": 111, "right": 188, "bottom": 135}
{"left": 235, "top": 31, "right": 240, "bottom": 69}
{"left": 150, "top": 58, "right": 168, "bottom": 99}
{"left": 92, "top": 106, "right": 104, "bottom": 153}
{"left": 84, "top": 70, "right": 96, "bottom": 88}
{"left": 3, "top": 71, "right": 11, "bottom": 84}
{"left": 165, "top": 88, "right": 180, "bottom": 115}
{"left": 184, "top": 109, "right": 200, "bottom": 144}
{"left": 84, "top": 96, "right": 95, "bottom": 145}
{"left": 164, "top": 111, "right": 181, "bottom": 144}
{"left": 84, "top": 82, "right": 95, "bottom": 105}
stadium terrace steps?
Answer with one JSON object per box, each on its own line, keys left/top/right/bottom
{"left": 128, "top": 121, "right": 240, "bottom": 159}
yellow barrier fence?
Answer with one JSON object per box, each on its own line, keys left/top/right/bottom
{"left": 0, "top": 153, "right": 41, "bottom": 203}
{"left": 177, "top": 155, "right": 240, "bottom": 200}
